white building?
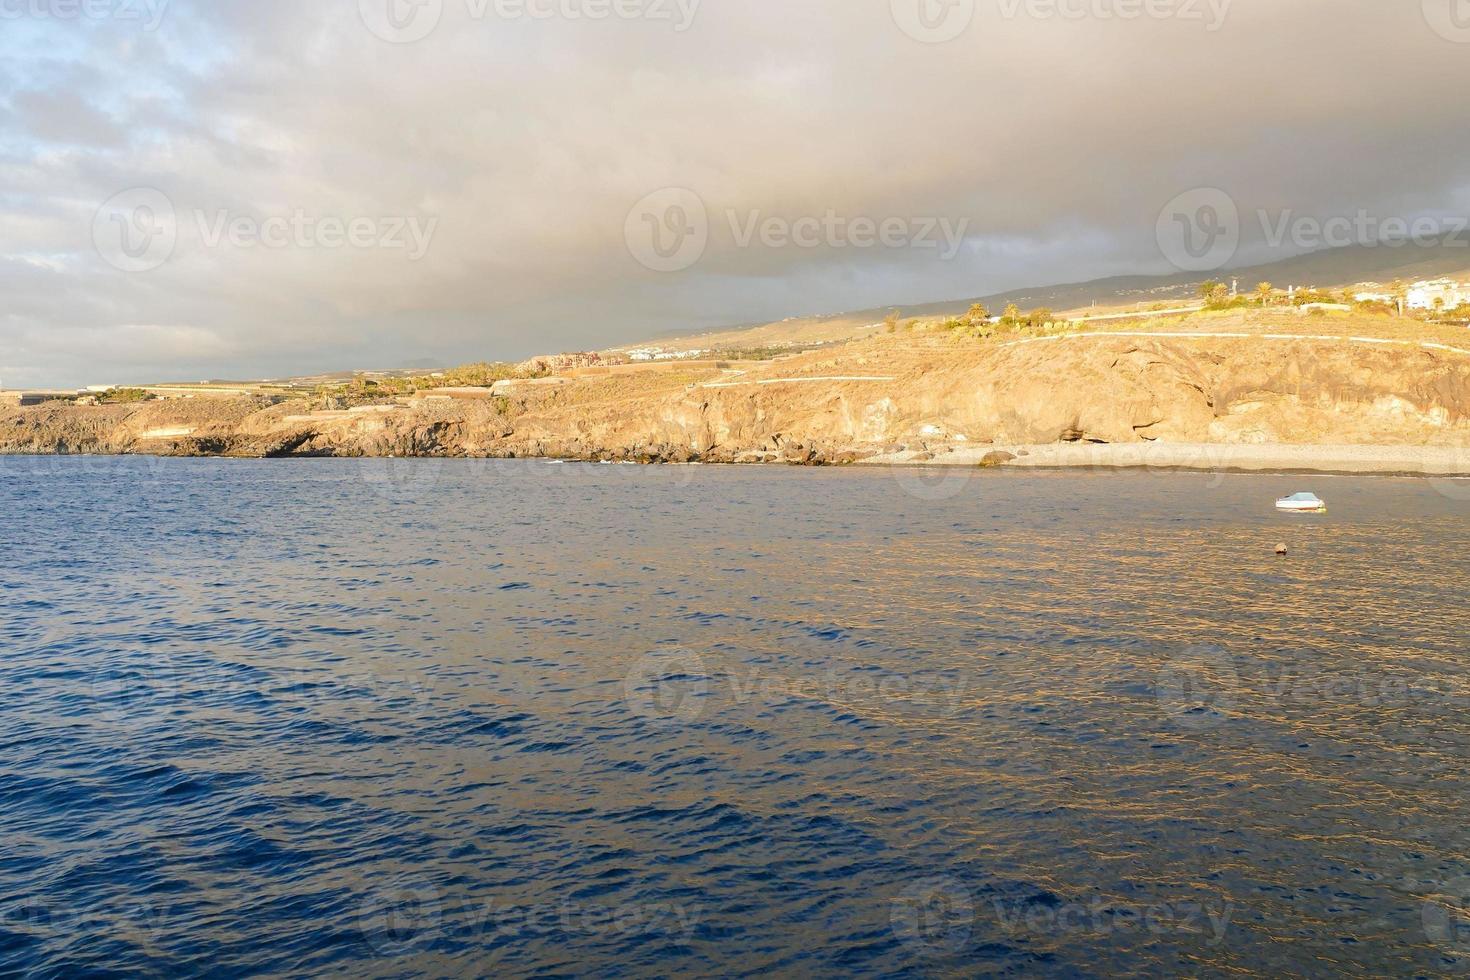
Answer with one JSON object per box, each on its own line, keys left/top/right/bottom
{"left": 1407, "top": 279, "right": 1470, "bottom": 311}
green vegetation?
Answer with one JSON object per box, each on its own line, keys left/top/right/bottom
{"left": 712, "top": 346, "right": 819, "bottom": 361}
{"left": 1199, "top": 281, "right": 1236, "bottom": 308}
{"left": 930, "top": 300, "right": 1068, "bottom": 340}
{"left": 430, "top": 362, "right": 520, "bottom": 387}
{"left": 304, "top": 360, "right": 520, "bottom": 408}
{"left": 101, "top": 388, "right": 155, "bottom": 404}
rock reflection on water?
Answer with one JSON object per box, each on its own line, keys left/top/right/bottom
{"left": 1, "top": 457, "right": 1468, "bottom": 976}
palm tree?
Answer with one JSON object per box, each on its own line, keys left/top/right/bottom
{"left": 1256, "top": 282, "right": 1274, "bottom": 307}
{"left": 1390, "top": 279, "right": 1407, "bottom": 317}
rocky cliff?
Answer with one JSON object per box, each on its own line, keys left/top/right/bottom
{"left": 6, "top": 315, "right": 1470, "bottom": 465}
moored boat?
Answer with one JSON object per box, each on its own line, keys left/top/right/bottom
{"left": 1277, "top": 492, "right": 1327, "bottom": 513}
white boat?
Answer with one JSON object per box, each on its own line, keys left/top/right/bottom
{"left": 1276, "top": 492, "right": 1327, "bottom": 513}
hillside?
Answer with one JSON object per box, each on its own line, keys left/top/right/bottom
{"left": 629, "top": 241, "right": 1470, "bottom": 357}
{"left": 6, "top": 309, "right": 1470, "bottom": 474}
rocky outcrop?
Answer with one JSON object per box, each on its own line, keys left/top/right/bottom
{"left": 5, "top": 327, "right": 1470, "bottom": 462}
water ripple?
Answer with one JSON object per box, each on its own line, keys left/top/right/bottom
{"left": 1, "top": 460, "right": 1468, "bottom": 975}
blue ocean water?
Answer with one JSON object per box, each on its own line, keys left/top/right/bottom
{"left": 2, "top": 457, "right": 1469, "bottom": 976}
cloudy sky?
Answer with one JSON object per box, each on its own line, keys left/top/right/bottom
{"left": 2, "top": 0, "right": 1469, "bottom": 386}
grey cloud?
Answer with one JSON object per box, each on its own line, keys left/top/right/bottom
{"left": 0, "top": 0, "right": 1468, "bottom": 386}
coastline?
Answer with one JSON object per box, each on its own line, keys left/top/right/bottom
{"left": 861, "top": 442, "right": 1470, "bottom": 477}
{"left": 5, "top": 442, "right": 1470, "bottom": 479}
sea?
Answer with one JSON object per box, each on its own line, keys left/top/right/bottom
{"left": 2, "top": 456, "right": 1468, "bottom": 976}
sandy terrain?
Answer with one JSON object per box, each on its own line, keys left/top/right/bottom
{"left": 864, "top": 442, "right": 1470, "bottom": 476}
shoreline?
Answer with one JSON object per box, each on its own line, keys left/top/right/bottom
{"left": 861, "top": 443, "right": 1470, "bottom": 477}
{"left": 3, "top": 442, "right": 1470, "bottom": 478}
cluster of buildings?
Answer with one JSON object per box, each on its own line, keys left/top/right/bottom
{"left": 516, "top": 351, "right": 609, "bottom": 374}
{"left": 1353, "top": 278, "right": 1470, "bottom": 312}
{"left": 624, "top": 346, "right": 710, "bottom": 362}
{"left": 1405, "top": 279, "right": 1470, "bottom": 311}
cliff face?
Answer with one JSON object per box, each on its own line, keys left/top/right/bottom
{"left": 5, "top": 329, "right": 1470, "bottom": 463}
